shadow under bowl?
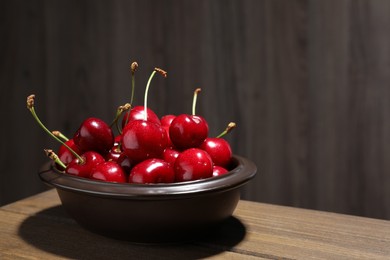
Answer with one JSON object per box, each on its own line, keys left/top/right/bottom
{"left": 38, "top": 155, "right": 257, "bottom": 243}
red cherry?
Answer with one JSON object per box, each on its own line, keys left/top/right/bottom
{"left": 57, "top": 139, "right": 83, "bottom": 165}
{"left": 73, "top": 117, "right": 114, "bottom": 155}
{"left": 174, "top": 148, "right": 213, "bottom": 182}
{"left": 121, "top": 120, "right": 168, "bottom": 163}
{"left": 169, "top": 114, "right": 209, "bottom": 149}
{"left": 90, "top": 161, "right": 127, "bottom": 183}
{"left": 212, "top": 165, "right": 229, "bottom": 177}
{"left": 129, "top": 158, "right": 175, "bottom": 184}
{"left": 161, "top": 114, "right": 176, "bottom": 128}
{"left": 122, "top": 106, "right": 160, "bottom": 128}
{"left": 66, "top": 151, "right": 105, "bottom": 178}
{"left": 199, "top": 137, "right": 232, "bottom": 167}
{"left": 116, "top": 154, "right": 133, "bottom": 174}
{"left": 162, "top": 147, "right": 180, "bottom": 165}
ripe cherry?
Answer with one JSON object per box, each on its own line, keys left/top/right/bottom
{"left": 129, "top": 158, "right": 175, "bottom": 184}
{"left": 161, "top": 114, "right": 176, "bottom": 128}
{"left": 162, "top": 147, "right": 180, "bottom": 165}
{"left": 169, "top": 89, "right": 208, "bottom": 149}
{"left": 212, "top": 165, "right": 229, "bottom": 177}
{"left": 57, "top": 139, "right": 83, "bottom": 165}
{"left": 121, "top": 68, "right": 168, "bottom": 163}
{"left": 174, "top": 148, "right": 213, "bottom": 182}
{"left": 122, "top": 106, "right": 161, "bottom": 128}
{"left": 66, "top": 151, "right": 105, "bottom": 178}
{"left": 90, "top": 161, "right": 127, "bottom": 183}
{"left": 199, "top": 137, "right": 232, "bottom": 167}
{"left": 73, "top": 117, "right": 114, "bottom": 155}
{"left": 122, "top": 120, "right": 168, "bottom": 163}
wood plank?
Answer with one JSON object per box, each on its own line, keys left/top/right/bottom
{"left": 1, "top": 190, "right": 389, "bottom": 259}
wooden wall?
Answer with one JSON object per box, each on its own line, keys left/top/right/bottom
{"left": 1, "top": 0, "right": 390, "bottom": 219}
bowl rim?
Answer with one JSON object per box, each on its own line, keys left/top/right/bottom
{"left": 38, "top": 155, "right": 257, "bottom": 200}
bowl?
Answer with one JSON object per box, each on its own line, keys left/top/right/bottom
{"left": 38, "top": 155, "right": 257, "bottom": 243}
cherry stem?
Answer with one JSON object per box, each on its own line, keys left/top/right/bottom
{"left": 52, "top": 131, "right": 69, "bottom": 142}
{"left": 143, "top": 67, "right": 167, "bottom": 121}
{"left": 130, "top": 62, "right": 138, "bottom": 106}
{"left": 110, "top": 103, "right": 131, "bottom": 133}
{"left": 44, "top": 149, "right": 66, "bottom": 170}
{"left": 27, "top": 95, "right": 84, "bottom": 164}
{"left": 124, "top": 62, "right": 138, "bottom": 128}
{"left": 192, "top": 88, "right": 201, "bottom": 115}
{"left": 216, "top": 122, "right": 236, "bottom": 138}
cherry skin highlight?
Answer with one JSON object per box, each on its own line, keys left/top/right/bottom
{"left": 121, "top": 120, "right": 168, "bottom": 163}
{"left": 66, "top": 151, "right": 105, "bottom": 178}
{"left": 129, "top": 158, "right": 175, "bottom": 184}
{"left": 122, "top": 106, "right": 161, "bottom": 128}
{"left": 73, "top": 117, "right": 114, "bottom": 155}
{"left": 169, "top": 114, "right": 209, "bottom": 149}
{"left": 199, "top": 137, "right": 232, "bottom": 167}
{"left": 57, "top": 139, "right": 83, "bottom": 165}
{"left": 90, "top": 161, "right": 127, "bottom": 183}
{"left": 174, "top": 148, "right": 213, "bottom": 182}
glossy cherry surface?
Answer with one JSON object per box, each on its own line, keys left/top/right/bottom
{"left": 73, "top": 117, "right": 114, "bottom": 155}
{"left": 57, "top": 139, "right": 83, "bottom": 165}
{"left": 129, "top": 158, "right": 175, "bottom": 184}
{"left": 174, "top": 148, "right": 213, "bottom": 182}
{"left": 212, "top": 165, "right": 229, "bottom": 177}
{"left": 122, "top": 106, "right": 161, "bottom": 128}
{"left": 66, "top": 151, "right": 105, "bottom": 178}
{"left": 199, "top": 137, "right": 232, "bottom": 167}
{"left": 121, "top": 120, "right": 168, "bottom": 163}
{"left": 90, "top": 161, "right": 127, "bottom": 183}
{"left": 169, "top": 114, "right": 209, "bottom": 149}
{"left": 162, "top": 147, "right": 180, "bottom": 165}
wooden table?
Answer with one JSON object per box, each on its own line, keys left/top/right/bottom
{"left": 1, "top": 190, "right": 389, "bottom": 259}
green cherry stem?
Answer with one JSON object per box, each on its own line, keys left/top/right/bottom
{"left": 111, "top": 103, "right": 131, "bottom": 133}
{"left": 192, "top": 88, "right": 201, "bottom": 115}
{"left": 130, "top": 62, "right": 138, "bottom": 106}
{"left": 143, "top": 67, "right": 167, "bottom": 121}
{"left": 52, "top": 130, "right": 69, "bottom": 142}
{"left": 44, "top": 149, "right": 66, "bottom": 170}
{"left": 216, "top": 122, "right": 236, "bottom": 138}
{"left": 124, "top": 62, "right": 138, "bottom": 128}
{"left": 27, "top": 94, "right": 84, "bottom": 164}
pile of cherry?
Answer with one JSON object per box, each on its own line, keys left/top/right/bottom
{"left": 28, "top": 64, "right": 235, "bottom": 184}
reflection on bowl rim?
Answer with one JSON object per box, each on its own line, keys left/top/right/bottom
{"left": 38, "top": 155, "right": 257, "bottom": 200}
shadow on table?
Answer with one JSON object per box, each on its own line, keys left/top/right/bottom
{"left": 18, "top": 205, "right": 246, "bottom": 259}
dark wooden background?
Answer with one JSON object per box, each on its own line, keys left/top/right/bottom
{"left": 1, "top": 0, "right": 390, "bottom": 219}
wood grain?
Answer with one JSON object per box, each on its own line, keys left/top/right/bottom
{"left": 1, "top": 0, "right": 390, "bottom": 219}
{"left": 1, "top": 190, "right": 389, "bottom": 259}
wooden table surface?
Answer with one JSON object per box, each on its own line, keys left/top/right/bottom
{"left": 1, "top": 189, "right": 389, "bottom": 259}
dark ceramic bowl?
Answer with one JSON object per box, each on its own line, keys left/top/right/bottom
{"left": 38, "top": 155, "right": 257, "bottom": 243}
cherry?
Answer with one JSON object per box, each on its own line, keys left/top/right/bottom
{"left": 73, "top": 117, "right": 114, "bottom": 155}
{"left": 122, "top": 106, "right": 161, "bottom": 128}
{"left": 90, "top": 161, "right": 127, "bottom": 183}
{"left": 66, "top": 151, "right": 105, "bottom": 178}
{"left": 122, "top": 120, "right": 168, "bottom": 163}
{"left": 212, "top": 165, "right": 229, "bottom": 177}
{"left": 160, "top": 114, "right": 176, "bottom": 147}
{"left": 200, "top": 122, "right": 236, "bottom": 167}
{"left": 162, "top": 147, "right": 180, "bottom": 165}
{"left": 174, "top": 148, "right": 213, "bottom": 182}
{"left": 58, "top": 139, "right": 83, "bottom": 165}
{"left": 129, "top": 158, "right": 175, "bottom": 184}
{"left": 199, "top": 137, "right": 232, "bottom": 167}
{"left": 161, "top": 114, "right": 176, "bottom": 128}
{"left": 116, "top": 154, "right": 133, "bottom": 174}
{"left": 169, "top": 89, "right": 209, "bottom": 149}
{"left": 121, "top": 68, "right": 168, "bottom": 163}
